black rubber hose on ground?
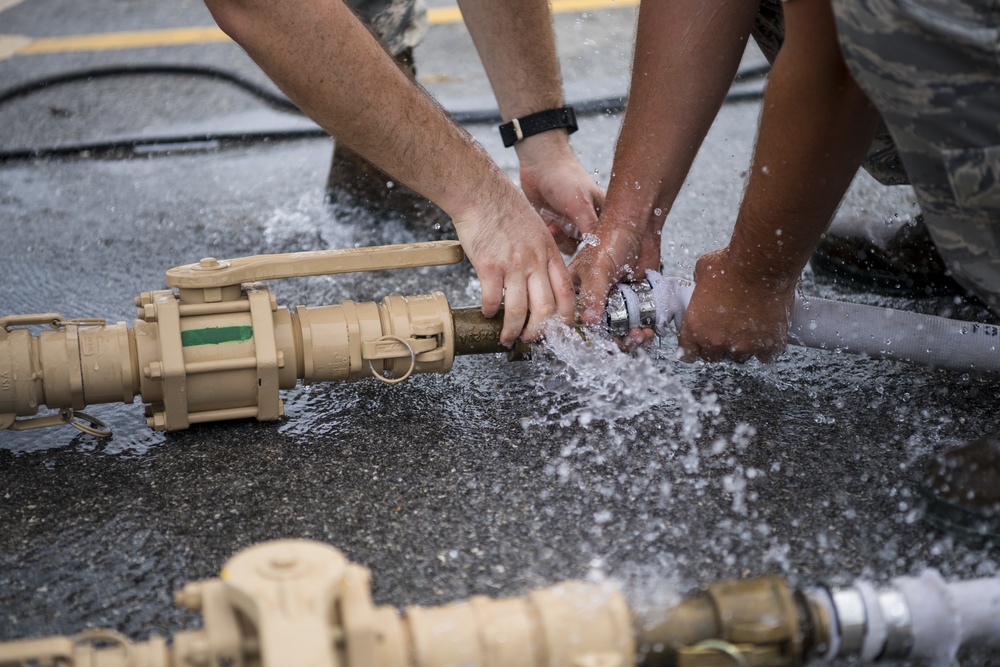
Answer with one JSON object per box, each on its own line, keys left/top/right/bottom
{"left": 0, "top": 63, "right": 770, "bottom": 161}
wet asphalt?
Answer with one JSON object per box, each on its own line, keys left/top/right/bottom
{"left": 1, "top": 1, "right": 999, "bottom": 664}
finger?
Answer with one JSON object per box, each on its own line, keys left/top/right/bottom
{"left": 574, "top": 257, "right": 617, "bottom": 325}
{"left": 521, "top": 270, "right": 558, "bottom": 342}
{"left": 549, "top": 225, "right": 581, "bottom": 256}
{"left": 728, "top": 349, "right": 753, "bottom": 364}
{"left": 590, "top": 183, "right": 606, "bottom": 218}
{"left": 676, "top": 327, "right": 702, "bottom": 363}
{"left": 548, "top": 256, "right": 576, "bottom": 326}
{"left": 556, "top": 193, "right": 600, "bottom": 238}
{"left": 479, "top": 270, "right": 504, "bottom": 319}
{"left": 541, "top": 208, "right": 582, "bottom": 241}
{"left": 619, "top": 327, "right": 654, "bottom": 352}
{"left": 677, "top": 339, "right": 700, "bottom": 363}
{"left": 500, "top": 277, "right": 528, "bottom": 347}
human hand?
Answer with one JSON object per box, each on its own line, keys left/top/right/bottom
{"left": 450, "top": 179, "right": 575, "bottom": 347}
{"left": 516, "top": 134, "right": 604, "bottom": 254}
{"left": 569, "top": 209, "right": 662, "bottom": 350}
{"left": 677, "top": 247, "right": 795, "bottom": 363}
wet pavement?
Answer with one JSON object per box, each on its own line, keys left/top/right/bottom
{"left": 2, "top": 1, "right": 999, "bottom": 664}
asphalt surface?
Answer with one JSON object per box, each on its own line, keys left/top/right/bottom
{"left": 1, "top": 1, "right": 999, "bottom": 664}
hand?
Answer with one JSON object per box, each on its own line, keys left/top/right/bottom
{"left": 451, "top": 179, "right": 575, "bottom": 347}
{"left": 516, "top": 133, "right": 604, "bottom": 254}
{"left": 569, "top": 209, "right": 662, "bottom": 350}
{"left": 677, "top": 247, "right": 795, "bottom": 363}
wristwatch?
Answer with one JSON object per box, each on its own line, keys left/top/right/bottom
{"left": 498, "top": 106, "right": 578, "bottom": 148}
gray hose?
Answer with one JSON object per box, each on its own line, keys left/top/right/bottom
{"left": 814, "top": 570, "right": 1000, "bottom": 664}
{"left": 608, "top": 272, "right": 1000, "bottom": 372}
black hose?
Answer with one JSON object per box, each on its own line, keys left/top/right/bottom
{"left": 0, "top": 64, "right": 299, "bottom": 111}
{"left": 0, "top": 63, "right": 768, "bottom": 162}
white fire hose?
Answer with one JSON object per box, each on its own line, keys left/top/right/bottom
{"left": 606, "top": 271, "right": 1000, "bottom": 372}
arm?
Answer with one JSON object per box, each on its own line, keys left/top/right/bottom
{"left": 203, "top": 0, "right": 573, "bottom": 346}
{"left": 457, "top": 0, "right": 604, "bottom": 252}
{"left": 571, "top": 0, "right": 761, "bottom": 346}
{"left": 676, "top": 0, "right": 882, "bottom": 363}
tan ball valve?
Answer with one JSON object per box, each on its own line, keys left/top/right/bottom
{"left": 1, "top": 241, "right": 525, "bottom": 435}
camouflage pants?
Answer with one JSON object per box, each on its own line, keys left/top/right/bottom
{"left": 346, "top": 0, "right": 428, "bottom": 55}
{"left": 833, "top": 0, "right": 1000, "bottom": 314}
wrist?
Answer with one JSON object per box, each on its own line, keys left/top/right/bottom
{"left": 602, "top": 181, "right": 667, "bottom": 238}
{"left": 514, "top": 130, "right": 576, "bottom": 168}
{"left": 726, "top": 203, "right": 816, "bottom": 293}
{"left": 724, "top": 238, "right": 801, "bottom": 295}
{"left": 446, "top": 166, "right": 527, "bottom": 229}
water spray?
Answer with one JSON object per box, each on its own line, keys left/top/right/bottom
{"left": 606, "top": 270, "right": 1000, "bottom": 372}
{"left": 0, "top": 538, "right": 997, "bottom": 666}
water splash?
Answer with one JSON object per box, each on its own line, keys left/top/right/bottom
{"left": 523, "top": 322, "right": 718, "bottom": 443}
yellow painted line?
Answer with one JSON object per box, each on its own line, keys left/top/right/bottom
{"left": 7, "top": 0, "right": 638, "bottom": 57}
{"left": 429, "top": 5, "right": 463, "bottom": 24}
{"left": 548, "top": 0, "right": 638, "bottom": 12}
{"left": 17, "top": 26, "right": 230, "bottom": 55}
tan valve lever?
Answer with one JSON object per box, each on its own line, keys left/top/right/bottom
{"left": 165, "top": 240, "right": 465, "bottom": 289}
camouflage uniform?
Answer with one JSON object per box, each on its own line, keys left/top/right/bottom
{"left": 346, "top": 0, "right": 427, "bottom": 56}
{"left": 750, "top": 0, "right": 909, "bottom": 185}
{"left": 832, "top": 0, "right": 1000, "bottom": 313}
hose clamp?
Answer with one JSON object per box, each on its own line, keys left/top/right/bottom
{"left": 877, "top": 589, "right": 914, "bottom": 659}
{"left": 831, "top": 587, "right": 867, "bottom": 657}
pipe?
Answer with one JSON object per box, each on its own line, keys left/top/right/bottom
{"left": 607, "top": 271, "right": 1000, "bottom": 373}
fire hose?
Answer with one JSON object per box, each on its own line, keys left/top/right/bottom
{"left": 608, "top": 270, "right": 1000, "bottom": 373}
{"left": 0, "top": 538, "right": 997, "bottom": 667}
{"left": 2, "top": 241, "right": 998, "bottom": 438}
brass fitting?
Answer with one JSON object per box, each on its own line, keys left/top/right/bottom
{"left": 636, "top": 575, "right": 828, "bottom": 667}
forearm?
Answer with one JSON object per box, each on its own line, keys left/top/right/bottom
{"left": 726, "top": 0, "right": 882, "bottom": 292}
{"left": 204, "top": 0, "right": 507, "bottom": 219}
{"left": 603, "top": 0, "right": 760, "bottom": 230}
{"left": 457, "top": 0, "right": 562, "bottom": 119}
{"left": 457, "top": 0, "right": 579, "bottom": 168}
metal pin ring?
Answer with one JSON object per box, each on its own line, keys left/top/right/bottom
{"left": 60, "top": 408, "right": 113, "bottom": 438}
{"left": 691, "top": 640, "right": 751, "bottom": 667}
{"left": 367, "top": 335, "right": 417, "bottom": 385}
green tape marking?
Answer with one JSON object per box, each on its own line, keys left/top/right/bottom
{"left": 181, "top": 325, "right": 253, "bottom": 347}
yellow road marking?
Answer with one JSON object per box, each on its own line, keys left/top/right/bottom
{"left": 5, "top": 0, "right": 638, "bottom": 57}
{"left": 17, "top": 26, "right": 230, "bottom": 55}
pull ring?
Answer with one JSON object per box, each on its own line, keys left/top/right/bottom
{"left": 367, "top": 335, "right": 417, "bottom": 385}
{"left": 61, "top": 408, "right": 113, "bottom": 438}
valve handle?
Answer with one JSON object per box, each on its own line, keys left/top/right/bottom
{"left": 165, "top": 240, "right": 465, "bottom": 289}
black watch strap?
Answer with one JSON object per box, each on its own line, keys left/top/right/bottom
{"left": 498, "top": 106, "right": 578, "bottom": 148}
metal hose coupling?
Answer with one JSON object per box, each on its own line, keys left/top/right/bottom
{"left": 604, "top": 271, "right": 694, "bottom": 338}
{"left": 804, "top": 569, "right": 1000, "bottom": 665}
